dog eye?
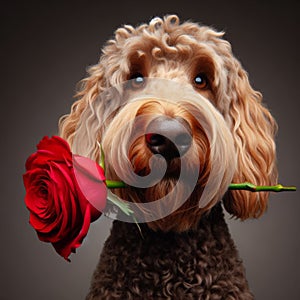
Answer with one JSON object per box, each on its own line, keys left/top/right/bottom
{"left": 129, "top": 73, "right": 145, "bottom": 89}
{"left": 193, "top": 73, "right": 208, "bottom": 89}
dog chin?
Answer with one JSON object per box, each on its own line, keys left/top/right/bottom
{"left": 125, "top": 176, "right": 205, "bottom": 232}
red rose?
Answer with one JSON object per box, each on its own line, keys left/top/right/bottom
{"left": 23, "top": 136, "right": 107, "bottom": 261}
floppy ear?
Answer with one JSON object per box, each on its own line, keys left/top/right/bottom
{"left": 59, "top": 27, "right": 132, "bottom": 158}
{"left": 223, "top": 59, "right": 278, "bottom": 219}
{"left": 59, "top": 63, "right": 105, "bottom": 158}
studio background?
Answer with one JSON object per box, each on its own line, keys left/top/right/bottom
{"left": 1, "top": 1, "right": 299, "bottom": 299}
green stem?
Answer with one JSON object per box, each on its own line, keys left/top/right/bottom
{"left": 105, "top": 180, "right": 296, "bottom": 192}
{"left": 106, "top": 180, "right": 127, "bottom": 189}
{"left": 96, "top": 143, "right": 296, "bottom": 193}
{"left": 228, "top": 182, "right": 296, "bottom": 192}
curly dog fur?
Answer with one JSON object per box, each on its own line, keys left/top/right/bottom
{"left": 59, "top": 15, "right": 277, "bottom": 299}
{"left": 86, "top": 204, "right": 253, "bottom": 299}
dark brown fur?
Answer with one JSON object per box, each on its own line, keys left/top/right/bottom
{"left": 86, "top": 203, "right": 253, "bottom": 299}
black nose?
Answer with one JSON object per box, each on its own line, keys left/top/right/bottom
{"left": 145, "top": 116, "right": 192, "bottom": 160}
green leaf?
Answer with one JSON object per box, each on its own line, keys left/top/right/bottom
{"left": 97, "top": 141, "right": 105, "bottom": 171}
{"left": 106, "top": 190, "right": 134, "bottom": 216}
{"left": 106, "top": 191, "right": 143, "bottom": 238}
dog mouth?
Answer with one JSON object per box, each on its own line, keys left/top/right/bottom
{"left": 133, "top": 152, "right": 204, "bottom": 190}
{"left": 136, "top": 155, "right": 182, "bottom": 179}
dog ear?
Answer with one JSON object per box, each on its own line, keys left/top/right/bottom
{"left": 59, "top": 64, "right": 105, "bottom": 158}
{"left": 223, "top": 61, "right": 278, "bottom": 219}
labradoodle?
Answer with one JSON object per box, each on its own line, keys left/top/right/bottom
{"left": 59, "top": 15, "right": 277, "bottom": 299}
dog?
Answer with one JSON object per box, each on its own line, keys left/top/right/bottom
{"left": 59, "top": 15, "right": 277, "bottom": 299}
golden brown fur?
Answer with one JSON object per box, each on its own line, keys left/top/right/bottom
{"left": 58, "top": 15, "right": 277, "bottom": 298}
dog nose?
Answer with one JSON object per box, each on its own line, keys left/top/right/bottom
{"left": 145, "top": 116, "right": 192, "bottom": 160}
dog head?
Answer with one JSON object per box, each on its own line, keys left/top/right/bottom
{"left": 59, "top": 15, "right": 277, "bottom": 232}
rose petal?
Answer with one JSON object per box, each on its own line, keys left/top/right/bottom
{"left": 73, "top": 155, "right": 107, "bottom": 212}
{"left": 25, "top": 136, "right": 72, "bottom": 170}
{"left": 52, "top": 204, "right": 93, "bottom": 261}
{"left": 50, "top": 162, "right": 86, "bottom": 231}
{"left": 37, "top": 136, "right": 71, "bottom": 155}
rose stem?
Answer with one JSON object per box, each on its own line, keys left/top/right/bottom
{"left": 228, "top": 182, "right": 296, "bottom": 192}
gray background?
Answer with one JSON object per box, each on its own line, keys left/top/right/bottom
{"left": 1, "top": 1, "right": 299, "bottom": 299}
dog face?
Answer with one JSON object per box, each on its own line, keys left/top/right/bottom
{"left": 59, "top": 15, "right": 277, "bottom": 232}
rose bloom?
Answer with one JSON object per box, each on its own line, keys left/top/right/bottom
{"left": 23, "top": 136, "right": 106, "bottom": 261}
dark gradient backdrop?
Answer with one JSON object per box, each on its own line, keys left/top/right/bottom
{"left": 1, "top": 1, "right": 299, "bottom": 299}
